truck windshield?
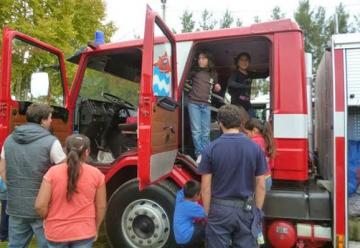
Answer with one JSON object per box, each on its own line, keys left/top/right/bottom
{"left": 79, "top": 66, "right": 139, "bottom": 106}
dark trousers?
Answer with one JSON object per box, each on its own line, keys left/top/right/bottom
{"left": 0, "top": 200, "right": 9, "bottom": 240}
{"left": 178, "top": 222, "right": 205, "bottom": 248}
{"left": 206, "top": 201, "right": 257, "bottom": 248}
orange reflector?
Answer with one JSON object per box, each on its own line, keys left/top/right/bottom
{"left": 337, "top": 235, "right": 344, "bottom": 248}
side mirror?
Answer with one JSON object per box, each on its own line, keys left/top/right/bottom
{"left": 30, "top": 72, "right": 49, "bottom": 98}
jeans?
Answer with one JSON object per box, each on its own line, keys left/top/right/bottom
{"left": 48, "top": 237, "right": 94, "bottom": 248}
{"left": 0, "top": 200, "right": 9, "bottom": 240}
{"left": 188, "top": 102, "right": 211, "bottom": 157}
{"left": 8, "top": 216, "right": 48, "bottom": 248}
{"left": 206, "top": 202, "right": 257, "bottom": 248}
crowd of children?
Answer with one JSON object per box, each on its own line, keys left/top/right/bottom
{"left": 176, "top": 51, "right": 275, "bottom": 247}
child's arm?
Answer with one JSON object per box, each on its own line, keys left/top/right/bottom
{"left": 176, "top": 189, "right": 185, "bottom": 203}
{"left": 189, "top": 203, "right": 206, "bottom": 219}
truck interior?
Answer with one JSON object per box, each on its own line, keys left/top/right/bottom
{"left": 73, "top": 48, "right": 141, "bottom": 163}
{"left": 180, "top": 36, "right": 271, "bottom": 157}
{"left": 68, "top": 35, "right": 272, "bottom": 163}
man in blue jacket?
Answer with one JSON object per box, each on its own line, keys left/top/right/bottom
{"left": 199, "top": 104, "right": 267, "bottom": 248}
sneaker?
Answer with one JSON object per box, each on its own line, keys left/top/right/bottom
{"left": 257, "top": 232, "right": 265, "bottom": 245}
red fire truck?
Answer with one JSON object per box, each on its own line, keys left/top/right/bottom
{"left": 0, "top": 6, "right": 354, "bottom": 248}
{"left": 315, "top": 33, "right": 360, "bottom": 248}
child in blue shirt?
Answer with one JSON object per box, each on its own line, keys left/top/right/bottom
{"left": 173, "top": 180, "right": 206, "bottom": 247}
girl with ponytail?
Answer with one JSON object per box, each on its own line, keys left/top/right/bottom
{"left": 245, "top": 118, "right": 275, "bottom": 245}
{"left": 245, "top": 118, "right": 276, "bottom": 191}
{"left": 35, "top": 134, "right": 106, "bottom": 247}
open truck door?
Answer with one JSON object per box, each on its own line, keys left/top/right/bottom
{"left": 138, "top": 6, "right": 179, "bottom": 189}
{"left": 0, "top": 28, "right": 71, "bottom": 146}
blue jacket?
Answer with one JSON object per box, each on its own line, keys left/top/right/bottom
{"left": 173, "top": 190, "right": 206, "bottom": 244}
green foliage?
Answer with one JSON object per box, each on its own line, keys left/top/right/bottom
{"left": 325, "top": 3, "right": 350, "bottom": 35}
{"left": 180, "top": 10, "right": 195, "bottom": 33}
{"left": 0, "top": 0, "right": 116, "bottom": 96}
{"left": 198, "top": 9, "right": 217, "bottom": 31}
{"left": 294, "top": 1, "right": 351, "bottom": 73}
{"left": 354, "top": 14, "right": 360, "bottom": 32}
{"left": 0, "top": 0, "right": 116, "bottom": 58}
{"left": 271, "top": 6, "right": 285, "bottom": 20}
{"left": 254, "top": 16, "right": 261, "bottom": 24}
{"left": 294, "top": 1, "right": 328, "bottom": 72}
{"left": 294, "top": 0, "right": 313, "bottom": 52}
{"left": 80, "top": 68, "right": 139, "bottom": 106}
{"left": 236, "top": 18, "right": 243, "bottom": 27}
{"left": 11, "top": 38, "right": 64, "bottom": 106}
{"left": 252, "top": 78, "right": 270, "bottom": 97}
{"left": 220, "top": 9, "right": 234, "bottom": 28}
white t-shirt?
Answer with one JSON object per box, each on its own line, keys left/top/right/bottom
{"left": 1, "top": 139, "right": 66, "bottom": 164}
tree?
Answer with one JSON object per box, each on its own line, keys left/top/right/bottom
{"left": 0, "top": 0, "right": 116, "bottom": 57}
{"left": 325, "top": 3, "right": 350, "bottom": 35}
{"left": 220, "top": 9, "right": 234, "bottom": 28}
{"left": 0, "top": 0, "right": 116, "bottom": 88}
{"left": 254, "top": 16, "right": 261, "bottom": 23}
{"left": 198, "top": 9, "right": 217, "bottom": 31}
{"left": 294, "top": 0, "right": 313, "bottom": 53}
{"left": 180, "top": 10, "right": 195, "bottom": 33}
{"left": 236, "top": 18, "right": 243, "bottom": 27}
{"left": 133, "top": 33, "right": 141, "bottom": 39}
{"left": 271, "top": 6, "right": 285, "bottom": 20}
{"left": 294, "top": 1, "right": 352, "bottom": 73}
{"left": 294, "top": 1, "right": 328, "bottom": 72}
{"left": 311, "top": 6, "right": 328, "bottom": 71}
{"left": 354, "top": 14, "right": 360, "bottom": 32}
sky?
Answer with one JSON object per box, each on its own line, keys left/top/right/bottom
{"left": 104, "top": 0, "right": 360, "bottom": 42}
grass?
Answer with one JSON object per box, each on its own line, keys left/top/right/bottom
{"left": 0, "top": 225, "right": 111, "bottom": 248}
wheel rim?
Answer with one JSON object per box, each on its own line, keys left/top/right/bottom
{"left": 121, "top": 199, "right": 170, "bottom": 248}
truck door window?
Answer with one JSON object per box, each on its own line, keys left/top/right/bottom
{"left": 153, "top": 25, "right": 173, "bottom": 98}
{"left": 10, "top": 38, "right": 64, "bottom": 106}
{"left": 79, "top": 66, "right": 139, "bottom": 106}
{"left": 176, "top": 41, "right": 193, "bottom": 83}
{"left": 251, "top": 77, "right": 270, "bottom": 121}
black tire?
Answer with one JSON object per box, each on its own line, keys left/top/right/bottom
{"left": 105, "top": 179, "right": 178, "bottom": 248}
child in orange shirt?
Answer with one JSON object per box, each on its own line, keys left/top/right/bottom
{"left": 35, "top": 134, "right": 106, "bottom": 247}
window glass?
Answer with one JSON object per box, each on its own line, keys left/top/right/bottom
{"left": 80, "top": 65, "right": 139, "bottom": 106}
{"left": 152, "top": 24, "right": 173, "bottom": 97}
{"left": 11, "top": 38, "right": 64, "bottom": 106}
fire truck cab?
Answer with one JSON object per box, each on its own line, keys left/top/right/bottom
{"left": 0, "top": 6, "right": 336, "bottom": 248}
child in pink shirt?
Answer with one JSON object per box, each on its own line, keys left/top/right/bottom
{"left": 245, "top": 118, "right": 276, "bottom": 191}
{"left": 245, "top": 118, "right": 276, "bottom": 245}
{"left": 35, "top": 134, "right": 106, "bottom": 247}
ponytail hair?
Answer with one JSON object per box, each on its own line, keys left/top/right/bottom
{"left": 65, "top": 134, "right": 90, "bottom": 201}
{"left": 245, "top": 118, "right": 276, "bottom": 158}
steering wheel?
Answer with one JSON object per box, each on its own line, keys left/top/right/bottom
{"left": 102, "top": 92, "right": 135, "bottom": 109}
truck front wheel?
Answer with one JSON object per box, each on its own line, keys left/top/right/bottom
{"left": 105, "top": 179, "right": 178, "bottom": 248}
